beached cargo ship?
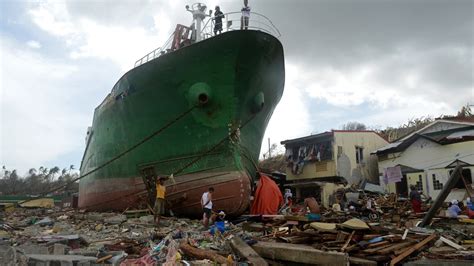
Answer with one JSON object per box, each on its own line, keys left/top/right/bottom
{"left": 79, "top": 3, "right": 285, "bottom": 216}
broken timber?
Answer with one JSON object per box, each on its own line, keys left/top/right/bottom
{"left": 179, "top": 242, "right": 227, "bottom": 264}
{"left": 420, "top": 164, "right": 462, "bottom": 227}
{"left": 251, "top": 241, "right": 349, "bottom": 265}
{"left": 389, "top": 234, "right": 437, "bottom": 266}
{"left": 229, "top": 236, "right": 268, "bottom": 266}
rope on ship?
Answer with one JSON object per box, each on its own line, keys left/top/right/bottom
{"left": 17, "top": 105, "right": 197, "bottom": 205}
{"left": 84, "top": 113, "right": 259, "bottom": 209}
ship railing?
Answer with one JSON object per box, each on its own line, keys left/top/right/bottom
{"left": 134, "top": 11, "right": 280, "bottom": 68}
{"left": 200, "top": 11, "right": 281, "bottom": 40}
{"left": 134, "top": 31, "right": 175, "bottom": 67}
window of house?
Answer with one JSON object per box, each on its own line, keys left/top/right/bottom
{"left": 432, "top": 173, "right": 443, "bottom": 190}
{"left": 448, "top": 168, "right": 473, "bottom": 189}
{"left": 337, "top": 146, "right": 343, "bottom": 158}
{"left": 355, "top": 146, "right": 364, "bottom": 164}
{"left": 415, "top": 174, "right": 423, "bottom": 191}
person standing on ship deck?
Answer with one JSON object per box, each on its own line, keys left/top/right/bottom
{"left": 213, "top": 6, "right": 224, "bottom": 35}
{"left": 201, "top": 187, "right": 214, "bottom": 228}
{"left": 241, "top": 0, "right": 251, "bottom": 30}
{"left": 154, "top": 177, "right": 166, "bottom": 226}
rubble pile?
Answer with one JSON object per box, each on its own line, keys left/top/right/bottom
{"left": 1, "top": 198, "right": 474, "bottom": 265}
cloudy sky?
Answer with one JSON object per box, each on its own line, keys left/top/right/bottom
{"left": 0, "top": 0, "right": 473, "bottom": 174}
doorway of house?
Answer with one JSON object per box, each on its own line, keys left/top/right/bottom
{"left": 396, "top": 174, "right": 408, "bottom": 197}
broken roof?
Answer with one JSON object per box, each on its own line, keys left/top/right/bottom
{"left": 280, "top": 130, "right": 383, "bottom": 146}
{"left": 373, "top": 122, "right": 474, "bottom": 155}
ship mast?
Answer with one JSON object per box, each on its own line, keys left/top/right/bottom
{"left": 186, "top": 3, "right": 212, "bottom": 42}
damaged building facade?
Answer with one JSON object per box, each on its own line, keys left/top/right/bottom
{"left": 374, "top": 119, "right": 474, "bottom": 202}
{"left": 281, "top": 130, "right": 388, "bottom": 207}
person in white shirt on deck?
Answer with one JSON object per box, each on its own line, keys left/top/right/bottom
{"left": 201, "top": 187, "right": 214, "bottom": 227}
{"left": 241, "top": 0, "right": 251, "bottom": 30}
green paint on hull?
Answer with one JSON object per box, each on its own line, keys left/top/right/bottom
{"left": 79, "top": 30, "right": 285, "bottom": 211}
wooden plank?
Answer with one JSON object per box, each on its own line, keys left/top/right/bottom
{"left": 376, "top": 241, "right": 414, "bottom": 255}
{"left": 341, "top": 230, "right": 355, "bottom": 252}
{"left": 179, "top": 242, "right": 227, "bottom": 264}
{"left": 362, "top": 243, "right": 393, "bottom": 254}
{"left": 439, "top": 236, "right": 466, "bottom": 250}
{"left": 251, "top": 241, "right": 349, "bottom": 266}
{"left": 229, "top": 237, "right": 268, "bottom": 266}
{"left": 393, "top": 244, "right": 414, "bottom": 256}
{"left": 389, "top": 234, "right": 437, "bottom": 266}
{"left": 367, "top": 240, "right": 390, "bottom": 248}
{"left": 349, "top": 256, "right": 378, "bottom": 265}
{"left": 96, "top": 254, "right": 112, "bottom": 263}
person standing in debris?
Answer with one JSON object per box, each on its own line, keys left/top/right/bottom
{"left": 213, "top": 6, "right": 224, "bottom": 35}
{"left": 154, "top": 177, "right": 166, "bottom": 226}
{"left": 201, "top": 187, "right": 214, "bottom": 227}
{"left": 409, "top": 185, "right": 422, "bottom": 213}
{"left": 303, "top": 197, "right": 321, "bottom": 221}
{"left": 240, "top": 0, "right": 251, "bottom": 30}
{"left": 447, "top": 200, "right": 462, "bottom": 218}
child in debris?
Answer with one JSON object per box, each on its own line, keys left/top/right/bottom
{"left": 447, "top": 200, "right": 462, "bottom": 218}
{"left": 302, "top": 197, "right": 321, "bottom": 221}
{"left": 210, "top": 211, "right": 226, "bottom": 235}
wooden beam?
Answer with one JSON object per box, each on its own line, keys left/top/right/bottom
{"left": 229, "top": 237, "right": 268, "bottom": 266}
{"left": 341, "top": 231, "right": 355, "bottom": 252}
{"left": 376, "top": 241, "right": 414, "bottom": 255}
{"left": 251, "top": 241, "right": 349, "bottom": 266}
{"left": 420, "top": 165, "right": 462, "bottom": 227}
{"left": 439, "top": 236, "right": 466, "bottom": 250}
{"left": 179, "top": 242, "right": 227, "bottom": 264}
{"left": 349, "top": 256, "right": 378, "bottom": 265}
{"left": 389, "top": 234, "right": 437, "bottom": 266}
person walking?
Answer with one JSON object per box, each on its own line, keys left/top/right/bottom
{"left": 201, "top": 187, "right": 214, "bottom": 227}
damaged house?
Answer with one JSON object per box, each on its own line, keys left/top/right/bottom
{"left": 374, "top": 118, "right": 474, "bottom": 202}
{"left": 281, "top": 130, "right": 388, "bottom": 207}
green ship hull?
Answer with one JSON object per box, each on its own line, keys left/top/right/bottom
{"left": 79, "top": 30, "right": 285, "bottom": 216}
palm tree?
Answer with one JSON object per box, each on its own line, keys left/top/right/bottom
{"left": 49, "top": 166, "right": 60, "bottom": 180}
{"left": 28, "top": 168, "right": 37, "bottom": 176}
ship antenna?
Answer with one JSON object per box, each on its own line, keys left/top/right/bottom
{"left": 186, "top": 3, "right": 212, "bottom": 41}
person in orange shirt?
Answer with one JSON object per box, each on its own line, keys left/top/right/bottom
{"left": 154, "top": 177, "right": 166, "bottom": 225}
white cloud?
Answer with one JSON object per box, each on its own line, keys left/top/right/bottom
{"left": 262, "top": 64, "right": 312, "bottom": 154}
{"left": 26, "top": 40, "right": 42, "bottom": 49}
{"left": 27, "top": 1, "right": 178, "bottom": 70}
{"left": 0, "top": 37, "right": 87, "bottom": 172}
{"left": 28, "top": 1, "right": 76, "bottom": 37}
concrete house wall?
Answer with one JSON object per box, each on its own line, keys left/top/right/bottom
{"left": 282, "top": 131, "right": 388, "bottom": 208}
{"left": 333, "top": 131, "right": 389, "bottom": 184}
{"left": 377, "top": 120, "right": 474, "bottom": 201}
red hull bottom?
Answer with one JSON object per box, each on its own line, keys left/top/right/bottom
{"left": 78, "top": 171, "right": 252, "bottom": 217}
